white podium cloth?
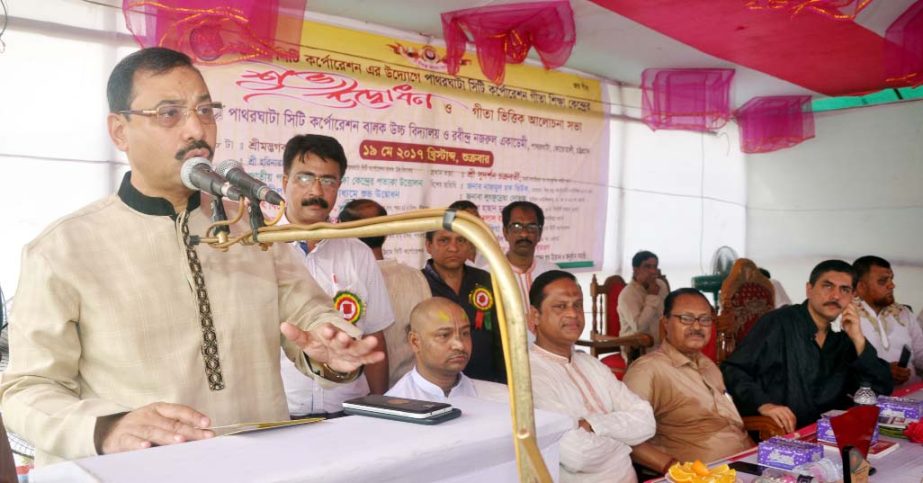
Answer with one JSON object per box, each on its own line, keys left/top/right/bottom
{"left": 32, "top": 397, "right": 571, "bottom": 482}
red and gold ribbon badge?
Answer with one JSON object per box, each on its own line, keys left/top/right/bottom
{"left": 469, "top": 286, "right": 494, "bottom": 330}
{"left": 333, "top": 291, "right": 364, "bottom": 325}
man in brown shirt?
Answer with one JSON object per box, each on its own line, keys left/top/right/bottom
{"left": 624, "top": 288, "right": 753, "bottom": 474}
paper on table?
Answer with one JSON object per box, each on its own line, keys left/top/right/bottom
{"left": 205, "top": 417, "right": 324, "bottom": 437}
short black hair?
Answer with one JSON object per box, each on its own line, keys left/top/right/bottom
{"left": 808, "top": 259, "right": 857, "bottom": 287}
{"left": 338, "top": 199, "right": 387, "bottom": 249}
{"left": 283, "top": 134, "right": 348, "bottom": 177}
{"left": 502, "top": 201, "right": 544, "bottom": 227}
{"left": 663, "top": 288, "right": 712, "bottom": 316}
{"left": 529, "top": 270, "right": 576, "bottom": 309}
{"left": 449, "top": 200, "right": 478, "bottom": 212}
{"left": 853, "top": 255, "right": 891, "bottom": 281}
{"left": 107, "top": 47, "right": 196, "bottom": 113}
{"left": 631, "top": 250, "right": 658, "bottom": 269}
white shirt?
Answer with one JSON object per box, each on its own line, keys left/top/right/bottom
{"left": 280, "top": 238, "right": 395, "bottom": 414}
{"left": 385, "top": 366, "right": 508, "bottom": 403}
{"left": 617, "top": 279, "right": 668, "bottom": 345}
{"left": 857, "top": 299, "right": 923, "bottom": 386}
{"left": 529, "top": 345, "right": 656, "bottom": 483}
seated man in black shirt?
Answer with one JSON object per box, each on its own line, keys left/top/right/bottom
{"left": 721, "top": 259, "right": 892, "bottom": 433}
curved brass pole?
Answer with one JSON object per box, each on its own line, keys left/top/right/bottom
{"left": 200, "top": 209, "right": 551, "bottom": 482}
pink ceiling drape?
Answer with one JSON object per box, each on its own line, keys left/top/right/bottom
{"left": 641, "top": 68, "right": 735, "bottom": 132}
{"left": 441, "top": 0, "right": 575, "bottom": 85}
{"left": 123, "top": 0, "right": 305, "bottom": 64}
{"left": 736, "top": 96, "right": 815, "bottom": 154}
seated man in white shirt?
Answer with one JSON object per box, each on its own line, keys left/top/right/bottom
{"left": 853, "top": 255, "right": 923, "bottom": 387}
{"left": 387, "top": 297, "right": 507, "bottom": 402}
{"left": 528, "top": 270, "right": 656, "bottom": 483}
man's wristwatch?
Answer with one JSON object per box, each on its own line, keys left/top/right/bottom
{"left": 306, "top": 357, "right": 363, "bottom": 383}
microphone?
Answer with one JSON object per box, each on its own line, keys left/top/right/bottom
{"left": 180, "top": 157, "right": 242, "bottom": 201}
{"left": 217, "top": 159, "right": 285, "bottom": 206}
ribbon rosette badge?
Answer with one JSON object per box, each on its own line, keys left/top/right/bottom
{"left": 469, "top": 286, "right": 494, "bottom": 330}
{"left": 333, "top": 291, "right": 364, "bottom": 324}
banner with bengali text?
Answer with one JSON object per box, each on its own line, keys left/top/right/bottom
{"left": 205, "top": 20, "right": 607, "bottom": 270}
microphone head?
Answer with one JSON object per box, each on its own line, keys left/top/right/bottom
{"left": 180, "top": 157, "right": 213, "bottom": 191}
{"left": 216, "top": 159, "right": 243, "bottom": 177}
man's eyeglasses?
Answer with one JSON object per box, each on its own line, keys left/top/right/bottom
{"left": 507, "top": 222, "right": 542, "bottom": 234}
{"left": 119, "top": 102, "right": 224, "bottom": 128}
{"left": 293, "top": 173, "right": 340, "bottom": 188}
{"left": 670, "top": 314, "right": 715, "bottom": 326}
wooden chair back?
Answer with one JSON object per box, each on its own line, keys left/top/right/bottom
{"left": 590, "top": 274, "right": 627, "bottom": 337}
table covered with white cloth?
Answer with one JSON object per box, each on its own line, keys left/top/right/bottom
{"left": 31, "top": 397, "right": 572, "bottom": 482}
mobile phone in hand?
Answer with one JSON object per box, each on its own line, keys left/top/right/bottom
{"left": 898, "top": 345, "right": 911, "bottom": 368}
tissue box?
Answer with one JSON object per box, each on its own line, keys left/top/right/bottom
{"left": 816, "top": 412, "right": 879, "bottom": 445}
{"left": 757, "top": 437, "right": 823, "bottom": 470}
{"left": 877, "top": 396, "right": 923, "bottom": 421}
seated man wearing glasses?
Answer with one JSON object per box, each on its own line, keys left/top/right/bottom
{"left": 0, "top": 48, "right": 381, "bottom": 465}
{"left": 529, "top": 270, "right": 655, "bottom": 483}
{"left": 623, "top": 289, "right": 753, "bottom": 475}
{"left": 497, "top": 201, "right": 558, "bottom": 312}
{"left": 721, "top": 260, "right": 892, "bottom": 433}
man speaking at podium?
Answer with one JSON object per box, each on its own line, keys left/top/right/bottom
{"left": 0, "top": 47, "right": 382, "bottom": 466}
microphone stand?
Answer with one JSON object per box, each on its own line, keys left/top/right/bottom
{"left": 210, "top": 197, "right": 231, "bottom": 245}
{"left": 193, "top": 209, "right": 551, "bottom": 482}
{"left": 246, "top": 196, "right": 267, "bottom": 244}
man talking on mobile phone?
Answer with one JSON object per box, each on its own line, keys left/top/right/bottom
{"left": 721, "top": 260, "right": 892, "bottom": 433}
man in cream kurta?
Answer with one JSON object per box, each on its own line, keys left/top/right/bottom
{"left": 0, "top": 48, "right": 377, "bottom": 466}
{"left": 529, "top": 271, "right": 655, "bottom": 483}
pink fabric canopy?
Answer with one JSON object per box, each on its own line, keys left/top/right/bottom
{"left": 736, "top": 96, "right": 814, "bottom": 154}
{"left": 885, "top": 0, "right": 923, "bottom": 86}
{"left": 641, "top": 68, "right": 735, "bottom": 132}
{"left": 123, "top": 0, "right": 305, "bottom": 64}
{"left": 745, "top": 0, "right": 873, "bottom": 20}
{"left": 441, "top": 0, "right": 576, "bottom": 85}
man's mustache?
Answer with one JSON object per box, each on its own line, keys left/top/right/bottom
{"left": 685, "top": 329, "right": 706, "bottom": 338}
{"left": 824, "top": 302, "right": 842, "bottom": 309}
{"left": 447, "top": 351, "right": 469, "bottom": 360}
{"left": 301, "top": 197, "right": 329, "bottom": 209}
{"left": 516, "top": 239, "right": 533, "bottom": 246}
{"left": 175, "top": 140, "right": 213, "bottom": 161}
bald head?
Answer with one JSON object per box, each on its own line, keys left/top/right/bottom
{"left": 408, "top": 297, "right": 472, "bottom": 384}
{"left": 410, "top": 297, "right": 467, "bottom": 333}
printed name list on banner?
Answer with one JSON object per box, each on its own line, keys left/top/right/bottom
{"left": 205, "top": 20, "right": 608, "bottom": 270}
